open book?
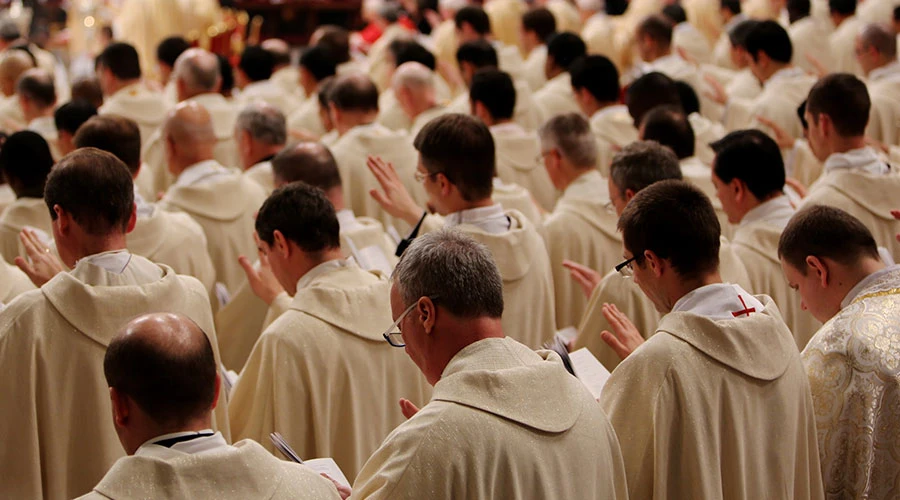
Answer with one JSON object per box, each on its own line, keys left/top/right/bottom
{"left": 543, "top": 340, "right": 611, "bottom": 400}
{"left": 270, "top": 432, "right": 351, "bottom": 490}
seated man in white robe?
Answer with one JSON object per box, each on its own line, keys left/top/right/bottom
{"left": 368, "top": 114, "right": 557, "bottom": 348}
{"left": 627, "top": 15, "right": 702, "bottom": 100}
{"left": 288, "top": 46, "right": 337, "bottom": 139}
{"left": 392, "top": 62, "right": 448, "bottom": 138}
{"left": 801, "top": 73, "right": 900, "bottom": 261}
{"left": 469, "top": 68, "right": 556, "bottom": 212}
{"left": 856, "top": 23, "right": 900, "bottom": 146}
{"left": 16, "top": 69, "right": 59, "bottom": 158}
{"left": 702, "top": 19, "right": 763, "bottom": 126}
{"left": 0, "top": 149, "right": 229, "bottom": 500}
{"left": 352, "top": 230, "right": 629, "bottom": 499}
{"left": 73, "top": 115, "right": 217, "bottom": 298}
{"left": 96, "top": 43, "right": 169, "bottom": 149}
{"left": 455, "top": 5, "right": 526, "bottom": 82}
{"left": 665, "top": 3, "right": 713, "bottom": 64}
{"left": 532, "top": 32, "right": 586, "bottom": 123}
{"left": 155, "top": 36, "right": 191, "bottom": 105}
{"left": 228, "top": 183, "right": 430, "bottom": 480}
{"left": 538, "top": 113, "right": 620, "bottom": 330}
{"left": 675, "top": 81, "right": 726, "bottom": 165}
{"left": 140, "top": 48, "right": 240, "bottom": 199}
{"left": 157, "top": 102, "right": 268, "bottom": 295}
{"left": 234, "top": 45, "right": 301, "bottom": 116}
{"left": 570, "top": 55, "right": 638, "bottom": 175}
{"left": 778, "top": 205, "right": 900, "bottom": 499}
{"left": 598, "top": 179, "right": 824, "bottom": 500}
{"left": 712, "top": 0, "right": 745, "bottom": 68}
{"left": 234, "top": 102, "right": 286, "bottom": 193}
{"left": 263, "top": 39, "right": 305, "bottom": 104}
{"left": 0, "top": 50, "right": 34, "bottom": 132}
{"left": 520, "top": 8, "right": 555, "bottom": 91}
{"left": 828, "top": 0, "right": 865, "bottom": 76}
{"left": 366, "top": 3, "right": 416, "bottom": 92}
{"left": 710, "top": 129, "right": 820, "bottom": 348}
{"left": 377, "top": 40, "right": 454, "bottom": 133}
{"left": 78, "top": 313, "right": 341, "bottom": 500}
{"left": 53, "top": 99, "right": 97, "bottom": 157}
{"left": 787, "top": 0, "right": 834, "bottom": 75}
{"left": 0, "top": 131, "right": 54, "bottom": 263}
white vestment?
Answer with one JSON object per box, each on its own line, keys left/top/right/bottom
{"left": 271, "top": 66, "right": 306, "bottom": 102}
{"left": 352, "top": 337, "right": 629, "bottom": 500}
{"left": 287, "top": 93, "right": 327, "bottom": 138}
{"left": 492, "top": 178, "right": 543, "bottom": 225}
{"left": 376, "top": 89, "right": 411, "bottom": 131}
{"left": 409, "top": 106, "right": 449, "bottom": 138}
{"left": 789, "top": 16, "right": 834, "bottom": 75}
{"left": 0, "top": 259, "right": 33, "bottom": 304}
{"left": 829, "top": 16, "right": 865, "bottom": 76}
{"left": 0, "top": 197, "right": 52, "bottom": 264}
{"left": 865, "top": 61, "right": 900, "bottom": 145}
{"left": 689, "top": 111, "right": 726, "bottom": 165}
{"left": 485, "top": 0, "right": 526, "bottom": 48}
{"left": 236, "top": 79, "right": 303, "bottom": 116}
{"left": 582, "top": 14, "right": 621, "bottom": 68}
{"left": 590, "top": 105, "right": 639, "bottom": 176}
{"left": 522, "top": 44, "right": 547, "bottom": 91}
{"left": 447, "top": 78, "right": 542, "bottom": 131}
{"left": 490, "top": 122, "right": 558, "bottom": 211}
{"left": 99, "top": 82, "right": 170, "bottom": 148}
{"left": 243, "top": 160, "right": 275, "bottom": 193}
{"left": 673, "top": 22, "right": 713, "bottom": 64}
{"left": 680, "top": 156, "right": 736, "bottom": 239}
{"left": 532, "top": 72, "right": 582, "bottom": 124}
{"left": 725, "top": 67, "right": 816, "bottom": 142}
{"left": 367, "top": 23, "right": 414, "bottom": 92}
{"left": 27, "top": 116, "right": 61, "bottom": 160}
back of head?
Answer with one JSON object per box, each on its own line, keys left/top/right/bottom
{"left": 156, "top": 36, "right": 191, "bottom": 68}
{"left": 637, "top": 14, "right": 674, "bottom": 47}
{"left": 674, "top": 81, "right": 700, "bottom": 115}
{"left": 806, "top": 73, "right": 870, "bottom": 137}
{"left": 470, "top": 68, "right": 516, "bottom": 120}
{"left": 71, "top": 77, "right": 104, "bottom": 109}
{"left": 173, "top": 48, "right": 222, "bottom": 95}
{"left": 640, "top": 106, "right": 695, "bottom": 159}
{"left": 721, "top": 0, "right": 741, "bottom": 15}
{"left": 104, "top": 313, "right": 217, "bottom": 429}
{"left": 389, "top": 39, "right": 437, "bottom": 70}
{"left": 455, "top": 6, "right": 492, "bottom": 35}
{"left": 569, "top": 55, "right": 620, "bottom": 104}
{"left": 0, "top": 19, "right": 21, "bottom": 43}
{"left": 217, "top": 54, "right": 235, "bottom": 96}
{"left": 522, "top": 8, "right": 557, "bottom": 43}
{"left": 828, "top": 0, "right": 856, "bottom": 15}
{"left": 329, "top": 73, "right": 379, "bottom": 112}
{"left": 711, "top": 129, "right": 785, "bottom": 200}
{"left": 262, "top": 38, "right": 292, "bottom": 67}
{"left": 54, "top": 99, "right": 98, "bottom": 136}
{"left": 272, "top": 141, "right": 342, "bottom": 190}
{"left": 538, "top": 113, "right": 598, "bottom": 169}
{"left": 456, "top": 40, "right": 499, "bottom": 69}
{"left": 393, "top": 229, "right": 504, "bottom": 318}
{"left": 787, "top": 0, "right": 811, "bottom": 22}
{"left": 236, "top": 102, "right": 287, "bottom": 147}
{"left": 745, "top": 20, "right": 793, "bottom": 63}
{"left": 74, "top": 115, "right": 143, "bottom": 175}
{"left": 728, "top": 19, "right": 760, "bottom": 49}
{"left": 625, "top": 71, "right": 681, "bottom": 125}
{"left": 96, "top": 42, "right": 142, "bottom": 81}
{"left": 299, "top": 45, "right": 338, "bottom": 82}
{"left": 16, "top": 68, "right": 55, "bottom": 109}
{"left": 0, "top": 50, "right": 34, "bottom": 87}
{"left": 546, "top": 32, "right": 587, "bottom": 71}
{"left": 859, "top": 23, "right": 897, "bottom": 59}
{"left": 255, "top": 182, "right": 341, "bottom": 251}
{"left": 313, "top": 25, "right": 352, "bottom": 64}
{"left": 778, "top": 205, "right": 878, "bottom": 273}
{"left": 415, "top": 113, "right": 495, "bottom": 201}
{"left": 0, "top": 131, "right": 54, "bottom": 197}
{"left": 662, "top": 4, "right": 687, "bottom": 24}
{"left": 609, "top": 140, "right": 683, "bottom": 194}
{"left": 165, "top": 101, "right": 217, "bottom": 148}
{"left": 618, "top": 179, "right": 720, "bottom": 280}
{"left": 392, "top": 61, "right": 435, "bottom": 92}
{"left": 239, "top": 45, "right": 275, "bottom": 82}
{"left": 45, "top": 148, "right": 134, "bottom": 236}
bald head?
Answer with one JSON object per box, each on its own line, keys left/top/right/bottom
{"left": 262, "top": 38, "right": 292, "bottom": 68}
{"left": 329, "top": 73, "right": 380, "bottom": 112}
{"left": 392, "top": 61, "right": 435, "bottom": 91}
{"left": 272, "top": 141, "right": 342, "bottom": 190}
{"left": 166, "top": 101, "right": 217, "bottom": 146}
{"left": 17, "top": 68, "right": 56, "bottom": 112}
{"left": 173, "top": 48, "right": 222, "bottom": 100}
{"left": 859, "top": 22, "right": 896, "bottom": 59}
{"left": 104, "top": 313, "right": 217, "bottom": 429}
{"left": 0, "top": 50, "right": 34, "bottom": 96}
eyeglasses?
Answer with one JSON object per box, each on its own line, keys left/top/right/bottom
{"left": 382, "top": 296, "right": 439, "bottom": 348}
{"left": 414, "top": 170, "right": 443, "bottom": 183}
{"left": 615, "top": 256, "right": 638, "bottom": 278}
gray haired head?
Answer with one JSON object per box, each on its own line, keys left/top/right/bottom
{"left": 609, "top": 140, "right": 682, "bottom": 194}
{"left": 538, "top": 112, "right": 598, "bottom": 169}
{"left": 393, "top": 229, "right": 503, "bottom": 319}
{"left": 173, "top": 48, "right": 221, "bottom": 94}
{"left": 236, "top": 102, "right": 287, "bottom": 145}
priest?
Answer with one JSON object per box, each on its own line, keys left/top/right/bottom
{"left": 0, "top": 131, "right": 53, "bottom": 264}
{"left": 235, "top": 102, "right": 287, "bottom": 193}
{"left": 532, "top": 32, "right": 586, "bottom": 123}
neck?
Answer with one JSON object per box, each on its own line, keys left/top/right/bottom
{"left": 245, "top": 145, "right": 282, "bottom": 170}
{"left": 546, "top": 66, "right": 564, "bottom": 80}
{"left": 430, "top": 317, "right": 505, "bottom": 385}
{"left": 559, "top": 165, "right": 591, "bottom": 191}
{"left": 667, "top": 271, "right": 723, "bottom": 312}
{"left": 838, "top": 257, "right": 888, "bottom": 306}
{"left": 410, "top": 98, "right": 437, "bottom": 120}
{"left": 289, "top": 249, "right": 346, "bottom": 293}
{"left": 172, "top": 154, "right": 215, "bottom": 177}
{"left": 760, "top": 62, "right": 790, "bottom": 82}
{"left": 868, "top": 57, "right": 893, "bottom": 75}
{"left": 326, "top": 187, "right": 346, "bottom": 211}
{"left": 24, "top": 106, "right": 51, "bottom": 123}
{"left": 647, "top": 47, "right": 671, "bottom": 62}
{"left": 829, "top": 135, "right": 867, "bottom": 155}
{"left": 72, "top": 235, "right": 129, "bottom": 264}
{"left": 591, "top": 100, "right": 619, "bottom": 116}
{"left": 831, "top": 12, "right": 852, "bottom": 27}
{"left": 336, "top": 111, "right": 378, "bottom": 135}
{"left": 450, "top": 197, "right": 495, "bottom": 214}
{"left": 108, "top": 78, "right": 140, "bottom": 96}
{"left": 129, "top": 416, "right": 213, "bottom": 455}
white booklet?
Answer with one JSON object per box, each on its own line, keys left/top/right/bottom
{"left": 569, "top": 348, "right": 612, "bottom": 400}
{"left": 270, "top": 433, "right": 351, "bottom": 490}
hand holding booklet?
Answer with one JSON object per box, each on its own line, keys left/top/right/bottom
{"left": 270, "top": 433, "right": 351, "bottom": 490}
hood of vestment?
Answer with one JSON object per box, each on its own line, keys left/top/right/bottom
{"left": 161, "top": 174, "right": 266, "bottom": 222}
{"left": 457, "top": 209, "right": 540, "bottom": 282}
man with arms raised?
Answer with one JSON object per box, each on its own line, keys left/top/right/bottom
{"left": 352, "top": 230, "right": 628, "bottom": 499}
{"left": 779, "top": 205, "right": 900, "bottom": 499}
{"left": 0, "top": 149, "right": 229, "bottom": 499}
{"left": 598, "top": 180, "right": 823, "bottom": 499}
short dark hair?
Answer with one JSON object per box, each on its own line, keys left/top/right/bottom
{"left": 787, "top": 0, "right": 811, "bottom": 23}
{"left": 675, "top": 80, "right": 700, "bottom": 115}
{"left": 470, "top": 69, "right": 516, "bottom": 120}
{"left": 828, "top": 0, "right": 856, "bottom": 15}
{"left": 239, "top": 45, "right": 275, "bottom": 82}
{"left": 299, "top": 45, "right": 337, "bottom": 82}
{"left": 455, "top": 40, "right": 499, "bottom": 69}
{"left": 662, "top": 4, "right": 687, "bottom": 24}
{"left": 640, "top": 106, "right": 695, "bottom": 159}
{"left": 721, "top": 0, "right": 741, "bottom": 15}
{"left": 329, "top": 74, "right": 379, "bottom": 112}
{"left": 96, "top": 42, "right": 142, "bottom": 80}
{"left": 74, "top": 115, "right": 143, "bottom": 174}
{"left": 44, "top": 148, "right": 134, "bottom": 235}
{"left": 16, "top": 69, "right": 56, "bottom": 108}
{"left": 778, "top": 205, "right": 879, "bottom": 273}
{"left": 895, "top": 4, "right": 900, "bottom": 21}
{"left": 104, "top": 315, "right": 217, "bottom": 428}
{"left": 455, "top": 6, "right": 492, "bottom": 35}
{"left": 315, "top": 25, "right": 352, "bottom": 64}
{"left": 272, "top": 143, "right": 342, "bottom": 190}
{"left": 625, "top": 72, "right": 682, "bottom": 125}
{"left": 522, "top": 8, "right": 557, "bottom": 42}
{"left": 546, "top": 32, "right": 587, "bottom": 71}
{"left": 609, "top": 141, "right": 683, "bottom": 195}
{"left": 265, "top": 42, "right": 292, "bottom": 67}
{"left": 619, "top": 180, "right": 720, "bottom": 280}
{"left": 745, "top": 20, "right": 793, "bottom": 63}
{"left": 728, "top": 19, "right": 760, "bottom": 49}
{"left": 569, "top": 55, "right": 620, "bottom": 103}
{"left": 806, "top": 73, "right": 870, "bottom": 137}
{"left": 711, "top": 130, "right": 785, "bottom": 200}
{"left": 216, "top": 54, "right": 235, "bottom": 95}
{"left": 255, "top": 183, "right": 341, "bottom": 251}
{"left": 389, "top": 39, "right": 436, "bottom": 70}
{"left": 414, "top": 113, "right": 495, "bottom": 201}
{"left": 54, "top": 100, "right": 98, "bottom": 135}
{"left": 637, "top": 14, "right": 674, "bottom": 46}
{"left": 71, "top": 78, "right": 104, "bottom": 109}
{"left": 0, "top": 131, "right": 54, "bottom": 198}
{"left": 156, "top": 36, "right": 190, "bottom": 68}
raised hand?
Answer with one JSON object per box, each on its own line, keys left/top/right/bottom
{"left": 755, "top": 116, "right": 795, "bottom": 150}
{"left": 367, "top": 155, "right": 423, "bottom": 225}
{"left": 238, "top": 236, "right": 285, "bottom": 305}
{"left": 14, "top": 228, "right": 66, "bottom": 287}
{"left": 599, "top": 303, "right": 645, "bottom": 360}
{"left": 562, "top": 260, "right": 603, "bottom": 298}
{"left": 399, "top": 398, "right": 420, "bottom": 419}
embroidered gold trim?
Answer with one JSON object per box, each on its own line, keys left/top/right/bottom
{"left": 853, "top": 287, "right": 900, "bottom": 304}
